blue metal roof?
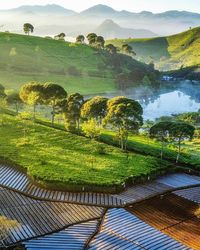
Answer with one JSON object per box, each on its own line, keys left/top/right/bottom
{"left": 23, "top": 220, "right": 99, "bottom": 250}
{"left": 0, "top": 187, "right": 104, "bottom": 247}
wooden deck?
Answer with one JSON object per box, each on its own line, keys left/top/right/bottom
{"left": 1, "top": 164, "right": 200, "bottom": 207}
{"left": 128, "top": 194, "right": 200, "bottom": 250}
{"left": 89, "top": 208, "right": 189, "bottom": 249}
{"left": 0, "top": 187, "right": 104, "bottom": 247}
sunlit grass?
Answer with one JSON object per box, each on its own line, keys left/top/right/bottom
{"left": 0, "top": 115, "right": 170, "bottom": 189}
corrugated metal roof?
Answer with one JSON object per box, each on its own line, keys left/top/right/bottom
{"left": 0, "top": 187, "right": 104, "bottom": 247}
{"left": 128, "top": 194, "right": 200, "bottom": 249}
{"left": 156, "top": 173, "right": 200, "bottom": 188}
{"left": 89, "top": 208, "right": 189, "bottom": 250}
{"left": 2, "top": 164, "right": 200, "bottom": 207}
{"left": 0, "top": 165, "right": 123, "bottom": 207}
{"left": 23, "top": 220, "right": 99, "bottom": 250}
{"left": 174, "top": 186, "right": 200, "bottom": 204}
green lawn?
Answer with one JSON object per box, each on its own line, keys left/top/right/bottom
{"left": 0, "top": 114, "right": 171, "bottom": 192}
{"left": 101, "top": 132, "right": 200, "bottom": 169}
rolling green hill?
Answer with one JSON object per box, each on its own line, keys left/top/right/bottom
{"left": 0, "top": 32, "right": 151, "bottom": 94}
{"left": 107, "top": 27, "right": 200, "bottom": 71}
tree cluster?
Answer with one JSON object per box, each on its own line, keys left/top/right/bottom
{"left": 1, "top": 82, "right": 197, "bottom": 160}
{"left": 150, "top": 121, "right": 195, "bottom": 162}
{"left": 19, "top": 82, "right": 67, "bottom": 125}
{"left": 14, "top": 83, "right": 143, "bottom": 148}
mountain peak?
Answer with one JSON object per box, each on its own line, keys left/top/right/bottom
{"left": 101, "top": 19, "right": 119, "bottom": 26}
{"left": 81, "top": 4, "right": 116, "bottom": 15}
{"left": 12, "top": 4, "right": 76, "bottom": 15}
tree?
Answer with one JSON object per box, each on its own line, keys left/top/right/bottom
{"left": 0, "top": 216, "right": 19, "bottom": 247}
{"left": 19, "top": 82, "right": 43, "bottom": 121}
{"left": 122, "top": 44, "right": 136, "bottom": 56}
{"left": 76, "top": 35, "right": 85, "bottom": 43}
{"left": 142, "top": 75, "right": 152, "bottom": 86}
{"left": 81, "top": 96, "right": 108, "bottom": 124}
{"left": 105, "top": 44, "right": 117, "bottom": 54}
{"left": 169, "top": 122, "right": 195, "bottom": 163}
{"left": 0, "top": 84, "right": 6, "bottom": 98}
{"left": 95, "top": 36, "right": 105, "bottom": 49}
{"left": 6, "top": 91, "right": 22, "bottom": 114}
{"left": 64, "top": 93, "right": 84, "bottom": 132}
{"left": 0, "top": 98, "right": 7, "bottom": 126}
{"left": 150, "top": 121, "right": 172, "bottom": 159}
{"left": 115, "top": 73, "right": 129, "bottom": 91}
{"left": 82, "top": 118, "right": 102, "bottom": 140}
{"left": 57, "top": 33, "right": 66, "bottom": 40}
{"left": 43, "top": 83, "right": 67, "bottom": 126}
{"left": 87, "top": 33, "right": 97, "bottom": 45}
{"left": 103, "top": 96, "right": 143, "bottom": 150}
{"left": 23, "top": 23, "right": 34, "bottom": 35}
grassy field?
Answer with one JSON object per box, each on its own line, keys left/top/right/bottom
{"left": 0, "top": 114, "right": 171, "bottom": 192}
{"left": 101, "top": 132, "right": 200, "bottom": 169}
{"left": 0, "top": 32, "right": 149, "bottom": 94}
{"left": 0, "top": 70, "right": 116, "bottom": 95}
{"left": 107, "top": 26, "right": 200, "bottom": 71}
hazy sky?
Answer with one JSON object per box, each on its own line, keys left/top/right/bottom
{"left": 0, "top": 0, "right": 199, "bottom": 13}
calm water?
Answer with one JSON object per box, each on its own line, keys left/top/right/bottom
{"left": 89, "top": 81, "right": 200, "bottom": 121}
{"left": 142, "top": 90, "right": 200, "bottom": 120}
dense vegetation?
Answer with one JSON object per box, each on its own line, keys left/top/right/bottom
{"left": 0, "top": 32, "right": 156, "bottom": 94}
{"left": 101, "top": 131, "right": 200, "bottom": 169}
{"left": 0, "top": 114, "right": 171, "bottom": 192}
{"left": 107, "top": 26, "right": 200, "bottom": 71}
{"left": 0, "top": 28, "right": 199, "bottom": 192}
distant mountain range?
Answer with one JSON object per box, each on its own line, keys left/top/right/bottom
{"left": 1, "top": 4, "right": 76, "bottom": 16}
{"left": 0, "top": 4, "right": 200, "bottom": 37}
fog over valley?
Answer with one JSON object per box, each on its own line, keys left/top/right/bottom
{"left": 0, "top": 4, "right": 200, "bottom": 38}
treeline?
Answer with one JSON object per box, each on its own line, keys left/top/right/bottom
{"left": 23, "top": 23, "right": 135, "bottom": 56}
{"left": 0, "top": 82, "right": 196, "bottom": 163}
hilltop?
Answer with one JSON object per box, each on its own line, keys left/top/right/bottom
{"left": 0, "top": 32, "right": 153, "bottom": 94}
{"left": 107, "top": 27, "right": 200, "bottom": 71}
{"left": 95, "top": 19, "right": 157, "bottom": 39}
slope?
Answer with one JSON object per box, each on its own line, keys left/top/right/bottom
{"left": 107, "top": 26, "right": 200, "bottom": 71}
{"left": 0, "top": 32, "right": 152, "bottom": 94}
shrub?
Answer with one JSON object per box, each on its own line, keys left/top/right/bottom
{"left": 94, "top": 144, "right": 107, "bottom": 155}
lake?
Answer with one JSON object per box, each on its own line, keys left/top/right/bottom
{"left": 89, "top": 80, "right": 200, "bottom": 121}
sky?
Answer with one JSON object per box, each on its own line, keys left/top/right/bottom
{"left": 0, "top": 0, "right": 199, "bottom": 13}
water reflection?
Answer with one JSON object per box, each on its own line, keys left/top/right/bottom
{"left": 88, "top": 81, "right": 200, "bottom": 121}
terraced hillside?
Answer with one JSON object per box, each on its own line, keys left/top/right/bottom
{"left": 0, "top": 32, "right": 150, "bottom": 94}
{"left": 108, "top": 26, "right": 200, "bottom": 71}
